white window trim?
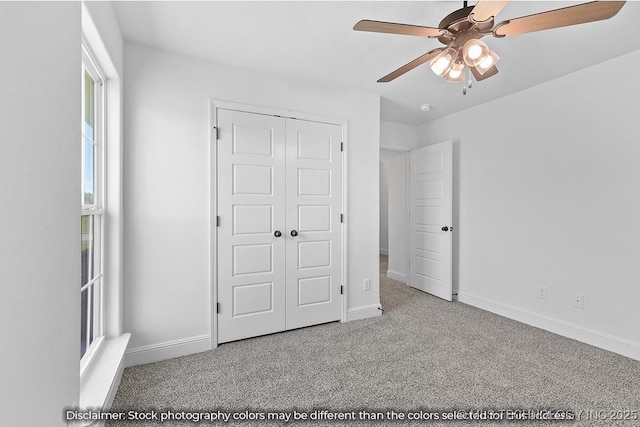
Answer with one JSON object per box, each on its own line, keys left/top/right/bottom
{"left": 82, "top": 44, "right": 105, "bottom": 210}
{"left": 81, "top": 44, "right": 106, "bottom": 378}
{"left": 80, "top": 2, "right": 129, "bottom": 410}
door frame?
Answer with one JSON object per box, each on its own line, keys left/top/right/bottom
{"left": 209, "top": 99, "right": 348, "bottom": 349}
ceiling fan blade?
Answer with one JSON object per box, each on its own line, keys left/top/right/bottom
{"left": 354, "top": 20, "right": 443, "bottom": 38}
{"left": 493, "top": 1, "right": 625, "bottom": 37}
{"left": 470, "top": 1, "right": 509, "bottom": 23}
{"left": 470, "top": 65, "right": 499, "bottom": 81}
{"left": 378, "top": 48, "right": 445, "bottom": 83}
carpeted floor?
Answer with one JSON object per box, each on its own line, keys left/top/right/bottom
{"left": 108, "top": 255, "right": 640, "bottom": 426}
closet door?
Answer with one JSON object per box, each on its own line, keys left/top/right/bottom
{"left": 285, "top": 119, "right": 342, "bottom": 329}
{"left": 217, "top": 109, "right": 286, "bottom": 343}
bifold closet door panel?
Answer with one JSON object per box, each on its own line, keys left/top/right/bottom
{"left": 285, "top": 119, "right": 342, "bottom": 329}
{"left": 217, "top": 109, "right": 287, "bottom": 343}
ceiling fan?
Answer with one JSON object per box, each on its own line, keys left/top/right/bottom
{"left": 354, "top": 1, "right": 626, "bottom": 88}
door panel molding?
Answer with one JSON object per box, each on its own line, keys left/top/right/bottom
{"left": 210, "top": 100, "right": 347, "bottom": 348}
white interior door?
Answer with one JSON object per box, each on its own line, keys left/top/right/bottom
{"left": 285, "top": 119, "right": 342, "bottom": 329}
{"left": 409, "top": 141, "right": 453, "bottom": 301}
{"left": 217, "top": 109, "right": 286, "bottom": 343}
{"left": 217, "top": 108, "right": 343, "bottom": 343}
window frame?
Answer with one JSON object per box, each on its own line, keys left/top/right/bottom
{"left": 80, "top": 44, "right": 106, "bottom": 375}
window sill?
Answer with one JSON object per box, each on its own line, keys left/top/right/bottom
{"left": 81, "top": 336, "right": 105, "bottom": 379}
{"left": 80, "top": 333, "right": 131, "bottom": 411}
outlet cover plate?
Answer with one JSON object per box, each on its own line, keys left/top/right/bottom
{"left": 538, "top": 286, "right": 548, "bottom": 300}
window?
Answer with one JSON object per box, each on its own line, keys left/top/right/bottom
{"left": 81, "top": 47, "right": 104, "bottom": 362}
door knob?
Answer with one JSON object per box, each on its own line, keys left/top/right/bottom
{"left": 290, "top": 230, "right": 299, "bottom": 237}
{"left": 441, "top": 226, "right": 449, "bottom": 232}
{"left": 274, "top": 230, "right": 282, "bottom": 238}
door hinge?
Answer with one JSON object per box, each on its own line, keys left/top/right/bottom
{"left": 213, "top": 126, "right": 220, "bottom": 140}
{"left": 340, "top": 213, "right": 344, "bottom": 223}
{"left": 340, "top": 285, "right": 344, "bottom": 295}
{"left": 216, "top": 302, "right": 221, "bottom": 314}
{"left": 216, "top": 216, "right": 220, "bottom": 227}
{"left": 340, "top": 142, "right": 344, "bottom": 152}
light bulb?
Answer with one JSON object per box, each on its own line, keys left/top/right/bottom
{"left": 467, "top": 44, "right": 483, "bottom": 60}
{"left": 444, "top": 61, "right": 465, "bottom": 83}
{"left": 475, "top": 50, "right": 500, "bottom": 75}
{"left": 448, "top": 68, "right": 462, "bottom": 79}
{"left": 462, "top": 39, "right": 490, "bottom": 67}
{"left": 434, "top": 57, "right": 451, "bottom": 73}
{"left": 479, "top": 55, "right": 494, "bottom": 69}
{"left": 430, "top": 47, "right": 458, "bottom": 77}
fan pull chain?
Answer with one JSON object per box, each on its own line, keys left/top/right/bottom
{"left": 462, "top": 67, "right": 472, "bottom": 95}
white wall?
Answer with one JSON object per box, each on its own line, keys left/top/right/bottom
{"left": 418, "top": 49, "right": 640, "bottom": 360}
{"left": 83, "top": 1, "right": 123, "bottom": 76}
{"left": 0, "top": 2, "right": 80, "bottom": 424}
{"left": 380, "top": 120, "right": 417, "bottom": 151}
{"left": 123, "top": 43, "right": 381, "bottom": 362}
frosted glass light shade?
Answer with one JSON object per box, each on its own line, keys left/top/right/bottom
{"left": 475, "top": 50, "right": 500, "bottom": 75}
{"left": 444, "top": 61, "right": 465, "bottom": 82}
{"left": 462, "top": 39, "right": 490, "bottom": 67}
{"left": 430, "top": 47, "right": 458, "bottom": 77}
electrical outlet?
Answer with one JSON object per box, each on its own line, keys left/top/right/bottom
{"left": 537, "top": 286, "right": 547, "bottom": 300}
{"left": 363, "top": 278, "right": 371, "bottom": 291}
{"left": 572, "top": 293, "right": 584, "bottom": 309}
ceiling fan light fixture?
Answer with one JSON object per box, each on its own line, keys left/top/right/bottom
{"left": 462, "top": 38, "right": 490, "bottom": 67}
{"left": 430, "top": 46, "right": 458, "bottom": 77}
{"left": 476, "top": 50, "right": 500, "bottom": 75}
{"left": 355, "top": 1, "right": 627, "bottom": 87}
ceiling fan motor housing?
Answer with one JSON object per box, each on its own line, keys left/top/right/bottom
{"left": 438, "top": 5, "right": 494, "bottom": 46}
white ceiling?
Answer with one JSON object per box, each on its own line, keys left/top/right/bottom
{"left": 112, "top": 1, "right": 640, "bottom": 125}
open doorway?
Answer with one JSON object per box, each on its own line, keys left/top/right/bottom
{"left": 379, "top": 149, "right": 410, "bottom": 284}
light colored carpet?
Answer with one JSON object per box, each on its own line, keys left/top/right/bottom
{"left": 109, "top": 255, "right": 640, "bottom": 426}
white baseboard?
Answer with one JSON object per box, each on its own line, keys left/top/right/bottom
{"left": 125, "top": 334, "right": 210, "bottom": 367}
{"left": 386, "top": 270, "right": 406, "bottom": 283}
{"left": 346, "top": 304, "right": 382, "bottom": 321}
{"left": 379, "top": 248, "right": 388, "bottom": 256}
{"left": 458, "top": 291, "right": 640, "bottom": 361}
